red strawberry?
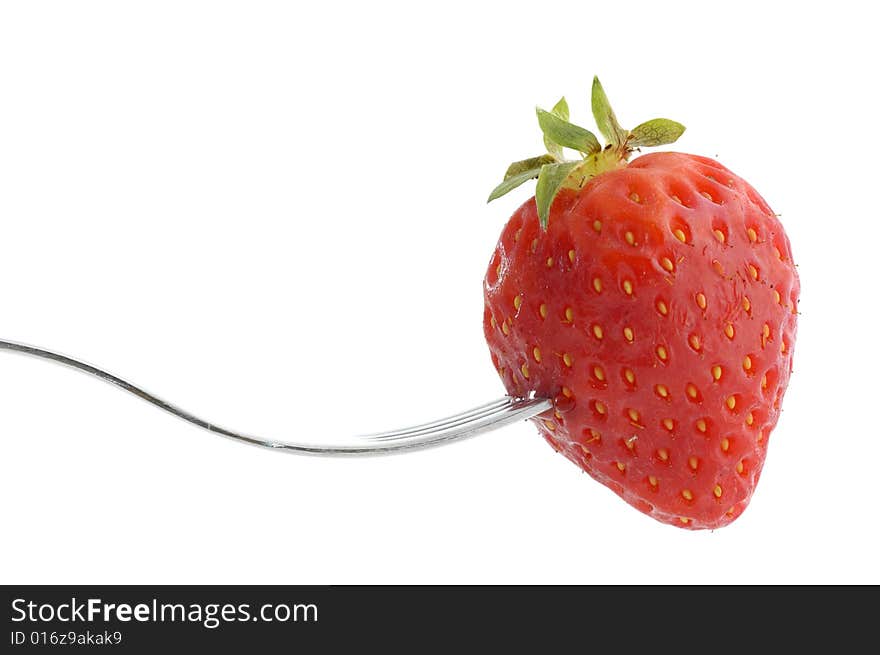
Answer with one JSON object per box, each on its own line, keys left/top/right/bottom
{"left": 484, "top": 78, "right": 798, "bottom": 529}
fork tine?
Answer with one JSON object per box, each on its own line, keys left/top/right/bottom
{"left": 363, "top": 399, "right": 530, "bottom": 442}
{"left": 354, "top": 396, "right": 552, "bottom": 451}
{"left": 360, "top": 397, "right": 512, "bottom": 441}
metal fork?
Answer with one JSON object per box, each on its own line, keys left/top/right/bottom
{"left": 0, "top": 338, "right": 552, "bottom": 455}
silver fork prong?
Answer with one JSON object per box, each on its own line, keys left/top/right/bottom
{"left": 361, "top": 397, "right": 513, "bottom": 441}
{"left": 347, "top": 395, "right": 553, "bottom": 452}
{"left": 0, "top": 338, "right": 553, "bottom": 457}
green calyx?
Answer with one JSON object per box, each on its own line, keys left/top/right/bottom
{"left": 488, "top": 76, "right": 686, "bottom": 229}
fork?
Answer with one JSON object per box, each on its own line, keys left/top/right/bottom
{"left": 0, "top": 338, "right": 553, "bottom": 455}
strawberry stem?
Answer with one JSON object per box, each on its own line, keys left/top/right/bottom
{"left": 488, "top": 76, "right": 686, "bottom": 229}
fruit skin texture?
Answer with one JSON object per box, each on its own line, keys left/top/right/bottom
{"left": 483, "top": 152, "right": 799, "bottom": 529}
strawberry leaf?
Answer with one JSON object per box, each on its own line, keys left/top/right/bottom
{"left": 550, "top": 96, "right": 570, "bottom": 122}
{"left": 544, "top": 97, "right": 570, "bottom": 158}
{"left": 536, "top": 108, "right": 600, "bottom": 155}
{"left": 504, "top": 154, "right": 557, "bottom": 180}
{"left": 591, "top": 76, "right": 627, "bottom": 147}
{"left": 535, "top": 161, "right": 578, "bottom": 229}
{"left": 628, "top": 119, "right": 686, "bottom": 147}
{"left": 488, "top": 78, "right": 686, "bottom": 214}
{"left": 487, "top": 155, "right": 556, "bottom": 202}
{"left": 488, "top": 169, "right": 542, "bottom": 203}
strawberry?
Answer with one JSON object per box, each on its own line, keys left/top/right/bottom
{"left": 484, "top": 78, "right": 798, "bottom": 529}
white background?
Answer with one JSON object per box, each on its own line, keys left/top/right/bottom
{"left": 1, "top": 1, "right": 877, "bottom": 584}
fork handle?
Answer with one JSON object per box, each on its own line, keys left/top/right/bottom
{"left": 0, "top": 338, "right": 552, "bottom": 456}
